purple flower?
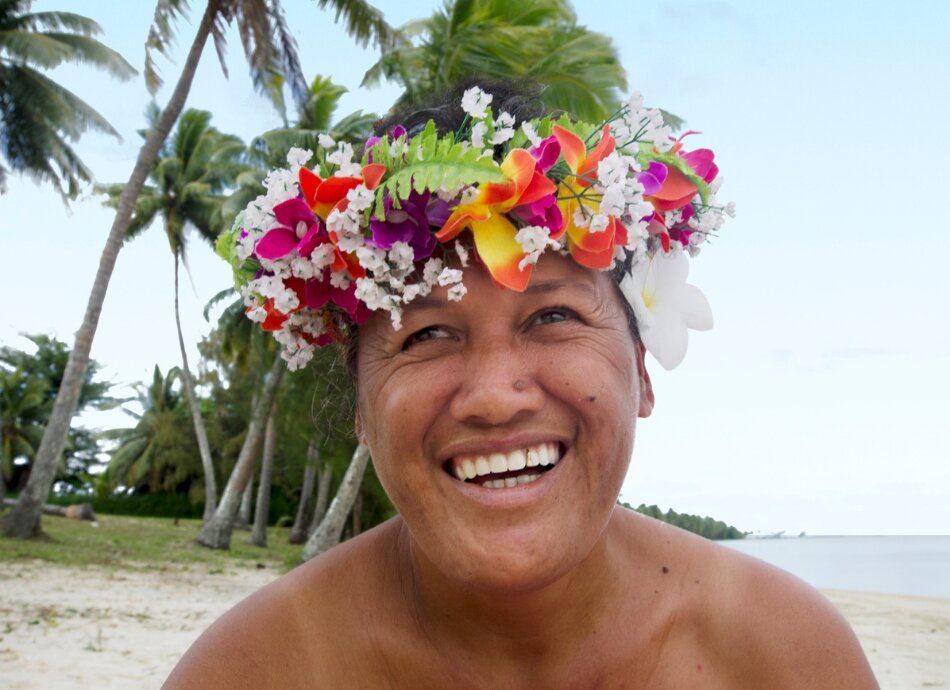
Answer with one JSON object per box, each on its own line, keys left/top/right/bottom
{"left": 364, "top": 125, "right": 408, "bottom": 163}
{"left": 529, "top": 135, "right": 561, "bottom": 173}
{"left": 637, "top": 161, "right": 668, "bottom": 197}
{"left": 369, "top": 190, "right": 439, "bottom": 260}
{"left": 511, "top": 194, "right": 563, "bottom": 235}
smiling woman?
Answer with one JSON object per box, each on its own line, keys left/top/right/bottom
{"left": 163, "top": 82, "right": 878, "bottom": 688}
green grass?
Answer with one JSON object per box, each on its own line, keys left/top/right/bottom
{"left": 0, "top": 512, "right": 304, "bottom": 572}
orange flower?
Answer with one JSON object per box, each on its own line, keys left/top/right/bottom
{"left": 436, "top": 149, "right": 556, "bottom": 291}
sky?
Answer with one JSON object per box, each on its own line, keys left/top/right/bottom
{"left": 3, "top": 0, "right": 948, "bottom": 535}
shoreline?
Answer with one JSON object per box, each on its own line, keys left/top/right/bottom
{"left": 1, "top": 561, "right": 947, "bottom": 689}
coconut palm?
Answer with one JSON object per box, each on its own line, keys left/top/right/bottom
{"left": 102, "top": 366, "right": 203, "bottom": 498}
{"left": 4, "top": 0, "right": 399, "bottom": 539}
{"left": 0, "top": 0, "right": 135, "bottom": 199}
{"left": 98, "top": 107, "right": 243, "bottom": 522}
{"left": 363, "top": 0, "right": 627, "bottom": 121}
{"left": 0, "top": 368, "right": 47, "bottom": 500}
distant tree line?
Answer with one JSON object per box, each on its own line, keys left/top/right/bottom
{"left": 620, "top": 501, "right": 745, "bottom": 540}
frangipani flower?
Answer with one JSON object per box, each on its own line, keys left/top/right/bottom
{"left": 554, "top": 124, "right": 627, "bottom": 269}
{"left": 436, "top": 148, "right": 559, "bottom": 291}
{"left": 619, "top": 250, "right": 712, "bottom": 371}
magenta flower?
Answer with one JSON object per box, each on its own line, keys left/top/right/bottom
{"left": 680, "top": 148, "right": 718, "bottom": 183}
{"left": 529, "top": 135, "right": 561, "bottom": 173}
{"left": 255, "top": 197, "right": 325, "bottom": 261}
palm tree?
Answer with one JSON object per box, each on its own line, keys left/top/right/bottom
{"left": 103, "top": 366, "right": 203, "bottom": 498}
{"left": 363, "top": 0, "right": 627, "bottom": 121}
{"left": 98, "top": 107, "right": 243, "bottom": 522}
{"left": 0, "top": 1, "right": 135, "bottom": 199}
{"left": 0, "top": 368, "right": 47, "bottom": 500}
{"left": 4, "top": 0, "right": 400, "bottom": 539}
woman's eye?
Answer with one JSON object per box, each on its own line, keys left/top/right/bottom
{"left": 531, "top": 307, "right": 580, "bottom": 327}
{"left": 401, "top": 326, "right": 451, "bottom": 350}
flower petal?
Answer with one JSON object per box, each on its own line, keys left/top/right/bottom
{"left": 553, "top": 125, "right": 586, "bottom": 174}
{"left": 470, "top": 213, "right": 531, "bottom": 291}
{"left": 255, "top": 228, "right": 299, "bottom": 260}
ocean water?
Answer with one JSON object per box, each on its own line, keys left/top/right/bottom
{"left": 720, "top": 535, "right": 950, "bottom": 599}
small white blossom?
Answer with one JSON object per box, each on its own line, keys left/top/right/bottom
{"left": 291, "top": 256, "right": 315, "bottom": 279}
{"left": 572, "top": 207, "right": 591, "bottom": 228}
{"left": 589, "top": 213, "right": 610, "bottom": 233}
{"left": 597, "top": 153, "right": 628, "bottom": 187}
{"left": 286, "top": 147, "right": 313, "bottom": 170}
{"left": 402, "top": 284, "right": 423, "bottom": 303}
{"left": 389, "top": 307, "right": 403, "bottom": 331}
{"left": 471, "top": 121, "right": 488, "bottom": 149}
{"left": 514, "top": 225, "right": 551, "bottom": 254}
{"left": 311, "top": 243, "right": 336, "bottom": 270}
{"left": 600, "top": 185, "right": 626, "bottom": 217}
{"left": 518, "top": 250, "right": 543, "bottom": 272}
{"left": 330, "top": 270, "right": 351, "bottom": 290}
{"left": 388, "top": 242, "right": 415, "bottom": 272}
{"left": 422, "top": 258, "right": 444, "bottom": 285}
{"left": 356, "top": 245, "right": 388, "bottom": 273}
{"left": 724, "top": 201, "right": 737, "bottom": 218}
{"left": 460, "top": 186, "right": 479, "bottom": 205}
{"left": 346, "top": 185, "right": 374, "bottom": 212}
{"left": 318, "top": 133, "right": 336, "bottom": 149}
{"left": 454, "top": 240, "right": 470, "bottom": 267}
{"left": 491, "top": 112, "right": 515, "bottom": 145}
{"left": 437, "top": 267, "right": 463, "bottom": 287}
{"left": 461, "top": 86, "right": 492, "bottom": 119}
{"left": 447, "top": 283, "right": 467, "bottom": 302}
{"left": 521, "top": 121, "right": 542, "bottom": 147}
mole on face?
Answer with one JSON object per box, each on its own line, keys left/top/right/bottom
{"left": 587, "top": 394, "right": 597, "bottom": 403}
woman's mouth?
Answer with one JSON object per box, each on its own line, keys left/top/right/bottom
{"left": 445, "top": 442, "right": 563, "bottom": 489}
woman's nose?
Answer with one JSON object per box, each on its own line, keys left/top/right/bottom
{"left": 448, "top": 337, "right": 544, "bottom": 426}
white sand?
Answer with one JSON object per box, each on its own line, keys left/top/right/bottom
{"left": 1, "top": 561, "right": 947, "bottom": 689}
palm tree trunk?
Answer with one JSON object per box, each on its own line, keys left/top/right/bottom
{"left": 301, "top": 443, "right": 370, "bottom": 561}
{"left": 197, "top": 353, "right": 285, "bottom": 549}
{"left": 288, "top": 442, "right": 318, "bottom": 544}
{"left": 173, "top": 254, "right": 217, "bottom": 523}
{"left": 2, "top": 0, "right": 222, "bottom": 539}
{"left": 307, "top": 459, "right": 333, "bottom": 538}
{"left": 248, "top": 404, "right": 278, "bottom": 547}
{"left": 234, "top": 477, "right": 253, "bottom": 530}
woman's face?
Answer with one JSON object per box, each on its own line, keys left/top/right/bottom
{"left": 356, "top": 253, "right": 654, "bottom": 593}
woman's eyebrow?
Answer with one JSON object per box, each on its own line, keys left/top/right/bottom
{"left": 406, "top": 279, "right": 592, "bottom": 312}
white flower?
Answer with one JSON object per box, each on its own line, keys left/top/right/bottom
{"left": 518, "top": 250, "right": 543, "bottom": 272}
{"left": 454, "top": 240, "right": 470, "bottom": 267}
{"left": 471, "top": 121, "right": 488, "bottom": 149}
{"left": 460, "top": 186, "right": 479, "bottom": 204}
{"left": 347, "top": 185, "right": 374, "bottom": 212}
{"left": 330, "top": 270, "right": 351, "bottom": 290}
{"left": 437, "top": 267, "right": 464, "bottom": 287}
{"left": 619, "top": 250, "right": 713, "bottom": 371}
{"left": 597, "top": 153, "right": 628, "bottom": 187}
{"left": 422, "top": 258, "right": 443, "bottom": 285}
{"left": 491, "top": 112, "right": 515, "bottom": 145}
{"left": 356, "top": 245, "right": 388, "bottom": 273}
{"left": 447, "top": 283, "right": 467, "bottom": 302}
{"left": 724, "top": 201, "right": 737, "bottom": 218}
{"left": 388, "top": 242, "right": 415, "bottom": 272}
{"left": 521, "top": 121, "right": 542, "bottom": 147}
{"left": 311, "top": 243, "right": 336, "bottom": 270}
{"left": 461, "top": 86, "right": 492, "bottom": 119}
{"left": 599, "top": 185, "right": 626, "bottom": 218}
{"left": 286, "top": 147, "right": 313, "bottom": 169}
{"left": 589, "top": 213, "right": 610, "bottom": 233}
{"left": 402, "top": 283, "right": 423, "bottom": 303}
{"left": 318, "top": 133, "right": 336, "bottom": 150}
{"left": 290, "top": 256, "right": 315, "bottom": 279}
{"left": 514, "top": 225, "right": 551, "bottom": 254}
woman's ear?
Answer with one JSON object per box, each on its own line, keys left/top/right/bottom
{"left": 636, "top": 342, "right": 655, "bottom": 418}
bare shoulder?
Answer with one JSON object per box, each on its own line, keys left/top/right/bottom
{"left": 162, "top": 520, "right": 404, "bottom": 690}
{"left": 615, "top": 510, "right": 878, "bottom": 688}
{"left": 708, "top": 542, "right": 879, "bottom": 688}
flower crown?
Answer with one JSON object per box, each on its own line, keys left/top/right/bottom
{"left": 217, "top": 87, "right": 734, "bottom": 371}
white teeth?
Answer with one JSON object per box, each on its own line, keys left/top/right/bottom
{"left": 452, "top": 443, "right": 563, "bottom": 484}
{"left": 526, "top": 447, "right": 541, "bottom": 467}
{"left": 506, "top": 449, "right": 526, "bottom": 471}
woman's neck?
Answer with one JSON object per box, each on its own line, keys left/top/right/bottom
{"left": 395, "top": 513, "right": 629, "bottom": 671}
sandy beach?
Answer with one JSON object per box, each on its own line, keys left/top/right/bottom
{"left": 1, "top": 560, "right": 947, "bottom": 689}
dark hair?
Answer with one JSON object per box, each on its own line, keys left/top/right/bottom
{"left": 346, "top": 79, "right": 640, "bottom": 381}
